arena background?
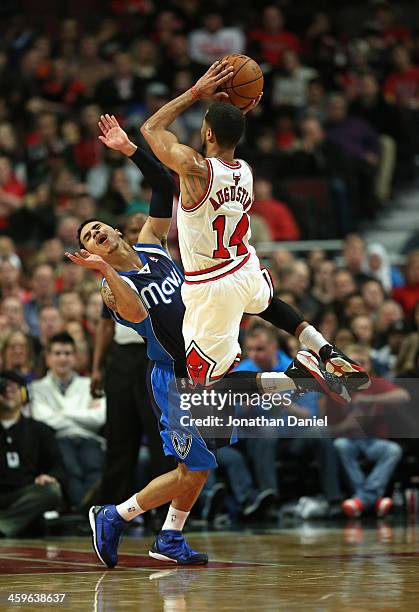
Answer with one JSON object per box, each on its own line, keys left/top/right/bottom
{"left": 1, "top": 1, "right": 419, "bottom": 610}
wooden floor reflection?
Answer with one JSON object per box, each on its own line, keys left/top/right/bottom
{"left": 1, "top": 522, "right": 419, "bottom": 611}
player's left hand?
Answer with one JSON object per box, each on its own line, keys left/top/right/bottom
{"left": 241, "top": 93, "right": 263, "bottom": 115}
{"left": 98, "top": 114, "right": 136, "bottom": 156}
{"left": 193, "top": 59, "right": 234, "bottom": 101}
{"left": 65, "top": 249, "right": 107, "bottom": 272}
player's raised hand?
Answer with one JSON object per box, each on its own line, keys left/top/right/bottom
{"left": 241, "top": 93, "right": 263, "bottom": 115}
{"left": 65, "top": 249, "right": 107, "bottom": 272}
{"left": 192, "top": 59, "right": 234, "bottom": 102}
{"left": 98, "top": 114, "right": 136, "bottom": 156}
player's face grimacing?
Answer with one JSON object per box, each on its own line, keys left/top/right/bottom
{"left": 80, "top": 221, "right": 122, "bottom": 256}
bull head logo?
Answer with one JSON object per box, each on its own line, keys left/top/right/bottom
{"left": 233, "top": 171, "right": 241, "bottom": 185}
{"left": 186, "top": 341, "right": 216, "bottom": 388}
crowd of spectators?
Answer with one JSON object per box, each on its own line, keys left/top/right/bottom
{"left": 1, "top": 1, "right": 419, "bottom": 533}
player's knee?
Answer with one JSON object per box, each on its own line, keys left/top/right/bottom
{"left": 177, "top": 463, "right": 209, "bottom": 489}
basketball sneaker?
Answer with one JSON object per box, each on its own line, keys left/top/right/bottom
{"left": 286, "top": 350, "right": 351, "bottom": 405}
{"left": 89, "top": 505, "right": 127, "bottom": 568}
{"left": 149, "top": 530, "right": 208, "bottom": 565}
{"left": 319, "top": 345, "right": 371, "bottom": 391}
{"left": 342, "top": 497, "right": 363, "bottom": 518}
{"left": 376, "top": 497, "right": 393, "bottom": 518}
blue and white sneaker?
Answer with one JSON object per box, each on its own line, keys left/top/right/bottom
{"left": 149, "top": 530, "right": 208, "bottom": 565}
{"left": 89, "top": 505, "right": 127, "bottom": 568}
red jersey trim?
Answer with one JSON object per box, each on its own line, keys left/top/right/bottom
{"left": 217, "top": 158, "right": 241, "bottom": 169}
{"left": 184, "top": 253, "right": 251, "bottom": 284}
{"left": 180, "top": 158, "right": 213, "bottom": 212}
{"left": 184, "top": 258, "right": 233, "bottom": 276}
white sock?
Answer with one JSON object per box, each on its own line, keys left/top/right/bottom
{"left": 299, "top": 325, "right": 330, "bottom": 355}
{"left": 116, "top": 494, "right": 144, "bottom": 521}
{"left": 162, "top": 505, "right": 189, "bottom": 531}
{"left": 260, "top": 372, "right": 296, "bottom": 393}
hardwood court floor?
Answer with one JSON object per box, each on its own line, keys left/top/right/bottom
{"left": 1, "top": 523, "right": 419, "bottom": 611}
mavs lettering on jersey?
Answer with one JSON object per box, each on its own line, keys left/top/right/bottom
{"left": 102, "top": 243, "right": 186, "bottom": 373}
{"left": 140, "top": 267, "right": 182, "bottom": 308}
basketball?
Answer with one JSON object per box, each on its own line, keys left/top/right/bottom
{"left": 219, "top": 54, "right": 264, "bottom": 110}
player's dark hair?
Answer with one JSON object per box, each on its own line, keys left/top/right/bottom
{"left": 47, "top": 332, "right": 76, "bottom": 352}
{"left": 205, "top": 102, "right": 245, "bottom": 148}
{"left": 77, "top": 218, "right": 98, "bottom": 248}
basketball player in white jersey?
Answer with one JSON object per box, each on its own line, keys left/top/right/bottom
{"left": 141, "top": 60, "right": 370, "bottom": 395}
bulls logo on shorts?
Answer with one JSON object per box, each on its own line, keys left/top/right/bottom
{"left": 186, "top": 341, "right": 216, "bottom": 388}
{"left": 171, "top": 432, "right": 193, "bottom": 459}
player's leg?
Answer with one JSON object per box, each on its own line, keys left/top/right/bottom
{"left": 148, "top": 464, "right": 210, "bottom": 564}
{"left": 244, "top": 259, "right": 370, "bottom": 391}
{"left": 89, "top": 363, "right": 214, "bottom": 567}
{"left": 259, "top": 296, "right": 370, "bottom": 391}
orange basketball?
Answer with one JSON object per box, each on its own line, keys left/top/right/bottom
{"left": 219, "top": 54, "right": 264, "bottom": 110}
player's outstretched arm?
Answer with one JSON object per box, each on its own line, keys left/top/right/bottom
{"left": 140, "top": 59, "right": 233, "bottom": 175}
{"left": 65, "top": 250, "right": 147, "bottom": 323}
{"left": 98, "top": 114, "right": 175, "bottom": 247}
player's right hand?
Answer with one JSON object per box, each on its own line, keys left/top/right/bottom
{"left": 65, "top": 249, "right": 107, "bottom": 272}
{"left": 98, "top": 114, "right": 136, "bottom": 156}
{"left": 91, "top": 370, "right": 104, "bottom": 398}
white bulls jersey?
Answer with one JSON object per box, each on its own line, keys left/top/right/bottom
{"left": 177, "top": 157, "right": 256, "bottom": 284}
{"left": 177, "top": 156, "right": 274, "bottom": 386}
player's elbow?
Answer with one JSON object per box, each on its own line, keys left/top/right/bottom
{"left": 141, "top": 121, "right": 154, "bottom": 139}
{"left": 120, "top": 304, "right": 147, "bottom": 324}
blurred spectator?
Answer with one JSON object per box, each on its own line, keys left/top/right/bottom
{"left": 2, "top": 330, "right": 35, "bottom": 383}
{"left": 0, "top": 155, "right": 25, "bottom": 231}
{"left": 77, "top": 36, "right": 110, "bottom": 99}
{"left": 0, "top": 259, "right": 25, "bottom": 301}
{"left": 31, "top": 332, "right": 105, "bottom": 510}
{"left": 1, "top": 296, "right": 29, "bottom": 333}
{"left": 363, "top": 243, "right": 404, "bottom": 291}
{"left": 272, "top": 50, "right": 317, "bottom": 109}
{"left": 333, "top": 344, "right": 407, "bottom": 518}
{"left": 24, "top": 263, "right": 57, "bottom": 337}
{"left": 393, "top": 251, "right": 419, "bottom": 318}
{"left": 384, "top": 46, "right": 419, "bottom": 108}
{"left": 0, "top": 370, "right": 64, "bottom": 537}
{"left": 361, "top": 279, "right": 386, "bottom": 316}
{"left": 95, "top": 52, "right": 145, "bottom": 114}
{"left": 325, "top": 94, "right": 380, "bottom": 219}
{"left": 32, "top": 305, "right": 64, "bottom": 377}
{"left": 188, "top": 12, "right": 245, "bottom": 66}
{"left": 58, "top": 291, "right": 84, "bottom": 324}
{"left": 311, "top": 259, "right": 336, "bottom": 307}
{"left": 251, "top": 178, "right": 300, "bottom": 242}
{"left": 248, "top": 5, "right": 300, "bottom": 67}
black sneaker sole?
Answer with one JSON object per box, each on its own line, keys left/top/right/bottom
{"left": 296, "top": 352, "right": 351, "bottom": 405}
{"left": 324, "top": 357, "right": 371, "bottom": 390}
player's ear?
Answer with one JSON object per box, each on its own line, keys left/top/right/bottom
{"left": 207, "top": 127, "right": 215, "bottom": 143}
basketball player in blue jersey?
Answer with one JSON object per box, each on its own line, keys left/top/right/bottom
{"left": 67, "top": 115, "right": 350, "bottom": 568}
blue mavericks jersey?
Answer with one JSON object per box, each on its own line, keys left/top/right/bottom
{"left": 102, "top": 243, "right": 186, "bottom": 374}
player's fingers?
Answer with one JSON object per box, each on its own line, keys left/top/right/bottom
{"left": 80, "top": 249, "right": 91, "bottom": 258}
{"left": 98, "top": 135, "right": 106, "bottom": 144}
{"left": 215, "top": 72, "right": 234, "bottom": 86}
{"left": 214, "top": 92, "right": 231, "bottom": 103}
{"left": 98, "top": 121, "right": 108, "bottom": 135}
{"left": 110, "top": 114, "right": 119, "bottom": 127}
{"left": 104, "top": 114, "right": 113, "bottom": 128}
{"left": 215, "top": 67, "right": 234, "bottom": 81}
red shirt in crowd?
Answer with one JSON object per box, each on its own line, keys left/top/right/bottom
{"left": 247, "top": 30, "right": 301, "bottom": 66}
{"left": 384, "top": 66, "right": 419, "bottom": 105}
{"left": 392, "top": 284, "right": 419, "bottom": 318}
{"left": 0, "top": 175, "right": 25, "bottom": 230}
{"left": 251, "top": 198, "right": 300, "bottom": 241}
